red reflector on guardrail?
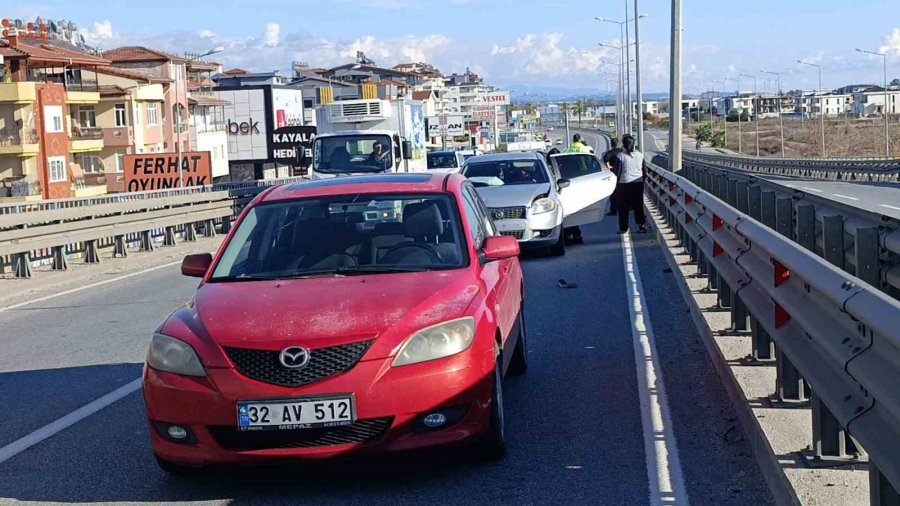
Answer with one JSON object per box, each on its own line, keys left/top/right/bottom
{"left": 773, "top": 260, "right": 790, "bottom": 287}
{"left": 712, "top": 214, "right": 723, "bottom": 231}
{"left": 775, "top": 303, "right": 791, "bottom": 329}
{"left": 685, "top": 214, "right": 693, "bottom": 224}
{"left": 685, "top": 195, "right": 693, "bottom": 205}
{"left": 713, "top": 242, "right": 723, "bottom": 257}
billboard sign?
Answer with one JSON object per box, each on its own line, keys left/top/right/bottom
{"left": 476, "top": 92, "right": 510, "bottom": 106}
{"left": 426, "top": 115, "right": 465, "bottom": 136}
{"left": 123, "top": 152, "right": 212, "bottom": 191}
{"left": 473, "top": 106, "right": 496, "bottom": 122}
{"left": 271, "top": 126, "right": 317, "bottom": 165}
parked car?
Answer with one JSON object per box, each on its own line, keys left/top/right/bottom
{"left": 144, "top": 173, "right": 527, "bottom": 473}
{"left": 426, "top": 150, "right": 466, "bottom": 173}
{"left": 460, "top": 152, "right": 615, "bottom": 256}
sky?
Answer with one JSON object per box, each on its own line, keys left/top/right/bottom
{"left": 7, "top": 0, "right": 900, "bottom": 95}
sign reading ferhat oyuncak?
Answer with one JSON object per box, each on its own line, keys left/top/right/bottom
{"left": 271, "top": 125, "right": 317, "bottom": 166}
{"left": 124, "top": 152, "right": 212, "bottom": 191}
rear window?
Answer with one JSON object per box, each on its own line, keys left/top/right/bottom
{"left": 551, "top": 155, "right": 605, "bottom": 180}
{"left": 462, "top": 160, "right": 549, "bottom": 187}
{"left": 427, "top": 152, "right": 459, "bottom": 169}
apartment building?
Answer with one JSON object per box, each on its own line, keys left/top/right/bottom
{"left": 0, "top": 33, "right": 108, "bottom": 201}
{"left": 852, "top": 90, "right": 900, "bottom": 117}
{"left": 187, "top": 59, "right": 229, "bottom": 179}
{"left": 797, "top": 93, "right": 852, "bottom": 117}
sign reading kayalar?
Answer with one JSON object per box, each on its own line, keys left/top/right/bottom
{"left": 123, "top": 152, "right": 213, "bottom": 191}
{"left": 271, "top": 126, "right": 317, "bottom": 166}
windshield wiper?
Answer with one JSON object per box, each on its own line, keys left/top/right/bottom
{"left": 207, "top": 274, "right": 279, "bottom": 282}
{"left": 285, "top": 266, "right": 430, "bottom": 278}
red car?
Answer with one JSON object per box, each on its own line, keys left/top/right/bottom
{"left": 144, "top": 173, "right": 526, "bottom": 473}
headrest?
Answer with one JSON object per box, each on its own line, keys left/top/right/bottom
{"left": 403, "top": 201, "right": 444, "bottom": 238}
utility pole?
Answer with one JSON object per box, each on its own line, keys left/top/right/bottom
{"left": 669, "top": 0, "right": 683, "bottom": 173}
{"left": 856, "top": 49, "right": 890, "bottom": 157}
{"left": 726, "top": 76, "right": 742, "bottom": 154}
{"left": 762, "top": 70, "right": 785, "bottom": 157}
{"left": 634, "top": 0, "right": 644, "bottom": 150}
{"left": 798, "top": 60, "right": 827, "bottom": 157}
{"left": 740, "top": 73, "right": 760, "bottom": 156}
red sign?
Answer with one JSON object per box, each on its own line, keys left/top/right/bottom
{"left": 124, "top": 152, "right": 212, "bottom": 192}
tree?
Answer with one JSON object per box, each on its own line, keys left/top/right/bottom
{"left": 891, "top": 78, "right": 900, "bottom": 87}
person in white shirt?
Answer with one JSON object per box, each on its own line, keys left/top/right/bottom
{"left": 615, "top": 134, "right": 649, "bottom": 234}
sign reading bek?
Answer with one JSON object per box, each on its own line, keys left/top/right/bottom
{"left": 124, "top": 152, "right": 213, "bottom": 191}
{"left": 271, "top": 126, "right": 317, "bottom": 165}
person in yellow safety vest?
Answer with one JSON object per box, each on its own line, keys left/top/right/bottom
{"left": 567, "top": 134, "right": 594, "bottom": 154}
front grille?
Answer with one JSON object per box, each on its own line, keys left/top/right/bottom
{"left": 209, "top": 418, "right": 393, "bottom": 451}
{"left": 224, "top": 341, "right": 372, "bottom": 388}
{"left": 489, "top": 206, "right": 527, "bottom": 220}
{"left": 500, "top": 230, "right": 525, "bottom": 240}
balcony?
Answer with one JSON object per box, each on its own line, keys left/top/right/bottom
{"left": 0, "top": 82, "right": 37, "bottom": 103}
{"left": 193, "top": 122, "right": 225, "bottom": 135}
{"left": 103, "top": 126, "right": 134, "bottom": 147}
{"left": 69, "top": 127, "right": 104, "bottom": 153}
{"left": 0, "top": 128, "right": 40, "bottom": 157}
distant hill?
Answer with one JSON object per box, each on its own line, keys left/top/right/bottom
{"left": 507, "top": 85, "right": 671, "bottom": 104}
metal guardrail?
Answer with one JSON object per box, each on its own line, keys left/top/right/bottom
{"left": 679, "top": 158, "right": 900, "bottom": 300}
{"left": 645, "top": 162, "right": 900, "bottom": 505}
{"left": 684, "top": 151, "right": 900, "bottom": 183}
{"left": 0, "top": 176, "right": 307, "bottom": 278}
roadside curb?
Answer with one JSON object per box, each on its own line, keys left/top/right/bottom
{"left": 644, "top": 198, "right": 801, "bottom": 506}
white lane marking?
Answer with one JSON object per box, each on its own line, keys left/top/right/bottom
{"left": 0, "top": 378, "right": 142, "bottom": 465}
{"left": 881, "top": 204, "right": 900, "bottom": 211}
{"left": 621, "top": 233, "right": 690, "bottom": 505}
{"left": 801, "top": 187, "right": 824, "bottom": 193}
{"left": 831, "top": 194, "right": 860, "bottom": 201}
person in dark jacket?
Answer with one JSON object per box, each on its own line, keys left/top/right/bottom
{"left": 602, "top": 137, "right": 623, "bottom": 216}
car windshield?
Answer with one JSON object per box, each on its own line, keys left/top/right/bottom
{"left": 210, "top": 194, "right": 466, "bottom": 281}
{"left": 462, "top": 160, "right": 549, "bottom": 187}
{"left": 551, "top": 155, "right": 605, "bottom": 179}
{"left": 427, "top": 152, "right": 459, "bottom": 169}
{"left": 313, "top": 135, "right": 393, "bottom": 174}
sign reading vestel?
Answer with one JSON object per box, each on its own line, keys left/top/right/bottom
{"left": 124, "top": 152, "right": 212, "bottom": 191}
{"left": 271, "top": 126, "right": 317, "bottom": 166}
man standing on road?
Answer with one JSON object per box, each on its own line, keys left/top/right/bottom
{"left": 602, "top": 137, "right": 623, "bottom": 216}
{"left": 567, "top": 134, "right": 593, "bottom": 154}
{"left": 615, "top": 134, "right": 649, "bottom": 234}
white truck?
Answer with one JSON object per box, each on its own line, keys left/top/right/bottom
{"left": 310, "top": 98, "right": 427, "bottom": 179}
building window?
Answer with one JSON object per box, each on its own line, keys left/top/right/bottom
{"left": 115, "top": 104, "right": 128, "bottom": 127}
{"left": 147, "top": 103, "right": 159, "bottom": 126}
{"left": 44, "top": 106, "right": 64, "bottom": 133}
{"left": 48, "top": 156, "right": 67, "bottom": 183}
{"left": 77, "top": 106, "right": 96, "bottom": 128}
{"left": 115, "top": 149, "right": 127, "bottom": 173}
{"left": 76, "top": 154, "right": 103, "bottom": 173}
{"left": 170, "top": 63, "right": 184, "bottom": 81}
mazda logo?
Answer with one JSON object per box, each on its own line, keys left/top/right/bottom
{"left": 492, "top": 210, "right": 505, "bottom": 220}
{"left": 279, "top": 346, "right": 311, "bottom": 369}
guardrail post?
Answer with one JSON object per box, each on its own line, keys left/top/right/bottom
{"left": 113, "top": 235, "right": 128, "bottom": 258}
{"left": 726, "top": 179, "right": 738, "bottom": 207}
{"left": 731, "top": 293, "right": 750, "bottom": 332}
{"left": 822, "top": 215, "right": 845, "bottom": 269}
{"left": 697, "top": 250, "right": 709, "bottom": 277}
{"left": 760, "top": 191, "right": 777, "bottom": 229}
{"left": 810, "top": 391, "right": 863, "bottom": 461}
{"left": 775, "top": 197, "right": 794, "bottom": 239}
{"left": 736, "top": 182, "right": 749, "bottom": 213}
{"left": 747, "top": 185, "right": 761, "bottom": 220}
{"left": 14, "top": 252, "right": 32, "bottom": 278}
{"left": 750, "top": 316, "right": 775, "bottom": 361}
{"left": 708, "top": 265, "right": 719, "bottom": 291}
{"left": 164, "top": 226, "right": 177, "bottom": 247}
{"left": 870, "top": 460, "right": 900, "bottom": 506}
{"left": 855, "top": 227, "right": 881, "bottom": 288}
{"left": 84, "top": 240, "right": 101, "bottom": 264}
{"left": 221, "top": 216, "right": 232, "bottom": 234}
{"left": 51, "top": 246, "right": 68, "bottom": 271}
{"left": 203, "top": 219, "right": 217, "bottom": 238}
{"left": 718, "top": 281, "right": 733, "bottom": 309}
{"left": 796, "top": 204, "right": 816, "bottom": 252}
{"left": 183, "top": 223, "right": 197, "bottom": 242}
{"left": 776, "top": 346, "right": 809, "bottom": 402}
{"left": 139, "top": 231, "right": 155, "bottom": 252}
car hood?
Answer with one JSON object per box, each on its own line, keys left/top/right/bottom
{"left": 169, "top": 270, "right": 480, "bottom": 363}
{"left": 474, "top": 183, "right": 552, "bottom": 209}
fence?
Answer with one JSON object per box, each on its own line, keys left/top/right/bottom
{"left": 645, "top": 161, "right": 900, "bottom": 505}
{"left": 683, "top": 151, "right": 900, "bottom": 183}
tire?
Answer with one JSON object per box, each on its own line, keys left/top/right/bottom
{"left": 475, "top": 356, "right": 507, "bottom": 460}
{"left": 155, "top": 455, "right": 202, "bottom": 476}
{"left": 549, "top": 226, "right": 566, "bottom": 257}
{"left": 507, "top": 308, "right": 528, "bottom": 376}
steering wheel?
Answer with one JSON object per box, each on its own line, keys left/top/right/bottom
{"left": 381, "top": 242, "right": 443, "bottom": 264}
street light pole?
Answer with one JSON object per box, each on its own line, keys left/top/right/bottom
{"left": 798, "top": 60, "right": 826, "bottom": 157}
{"left": 856, "top": 49, "right": 890, "bottom": 157}
{"left": 179, "top": 47, "right": 224, "bottom": 186}
{"left": 669, "top": 0, "right": 683, "bottom": 173}
{"left": 740, "top": 73, "right": 759, "bottom": 156}
{"left": 597, "top": 15, "right": 646, "bottom": 136}
{"left": 762, "top": 70, "right": 785, "bottom": 157}
{"left": 634, "top": 0, "right": 644, "bottom": 150}
{"left": 726, "top": 76, "right": 742, "bottom": 154}
{"left": 712, "top": 79, "right": 726, "bottom": 148}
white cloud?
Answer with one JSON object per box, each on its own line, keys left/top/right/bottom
{"left": 263, "top": 23, "right": 280, "bottom": 47}
{"left": 881, "top": 27, "right": 900, "bottom": 60}
{"left": 198, "top": 29, "right": 216, "bottom": 40}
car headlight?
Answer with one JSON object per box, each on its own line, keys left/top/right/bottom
{"left": 393, "top": 317, "right": 476, "bottom": 367}
{"left": 147, "top": 334, "right": 206, "bottom": 377}
{"left": 531, "top": 197, "right": 558, "bottom": 215}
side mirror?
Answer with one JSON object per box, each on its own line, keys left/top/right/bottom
{"left": 557, "top": 178, "right": 571, "bottom": 191}
{"left": 181, "top": 253, "right": 213, "bottom": 278}
{"left": 482, "top": 236, "right": 520, "bottom": 261}
{"left": 402, "top": 140, "right": 413, "bottom": 160}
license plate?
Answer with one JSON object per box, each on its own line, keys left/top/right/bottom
{"left": 494, "top": 220, "right": 524, "bottom": 232}
{"left": 237, "top": 395, "right": 356, "bottom": 431}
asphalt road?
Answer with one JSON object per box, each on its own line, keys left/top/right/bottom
{"left": 0, "top": 205, "right": 773, "bottom": 505}
{"left": 644, "top": 130, "right": 900, "bottom": 220}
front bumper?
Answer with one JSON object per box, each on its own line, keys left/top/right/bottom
{"left": 144, "top": 348, "right": 494, "bottom": 466}
{"left": 492, "top": 209, "right": 561, "bottom": 247}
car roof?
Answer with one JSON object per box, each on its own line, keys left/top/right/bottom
{"left": 259, "top": 173, "right": 465, "bottom": 203}
{"left": 428, "top": 150, "right": 459, "bottom": 155}
{"left": 465, "top": 152, "right": 542, "bottom": 164}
